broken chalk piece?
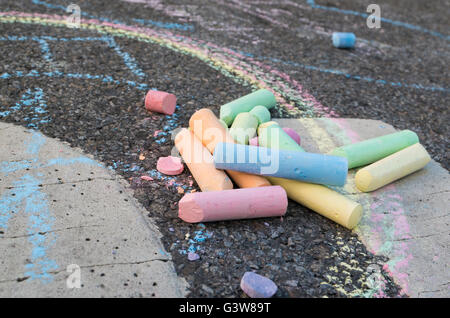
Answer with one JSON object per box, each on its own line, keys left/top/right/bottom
{"left": 220, "top": 89, "right": 277, "bottom": 126}
{"left": 282, "top": 127, "right": 301, "bottom": 145}
{"left": 189, "top": 108, "right": 271, "bottom": 188}
{"left": 175, "top": 128, "right": 233, "bottom": 192}
{"left": 332, "top": 32, "right": 356, "bottom": 49}
{"left": 249, "top": 105, "right": 271, "bottom": 125}
{"left": 331, "top": 130, "right": 419, "bottom": 169}
{"left": 229, "top": 112, "right": 259, "bottom": 145}
{"left": 355, "top": 143, "right": 431, "bottom": 192}
{"left": 249, "top": 136, "right": 259, "bottom": 147}
{"left": 214, "top": 143, "right": 348, "bottom": 186}
{"left": 178, "top": 186, "right": 287, "bottom": 223}
{"left": 145, "top": 90, "right": 177, "bottom": 115}
{"left": 240, "top": 272, "right": 278, "bottom": 298}
{"left": 156, "top": 156, "right": 184, "bottom": 175}
{"left": 188, "top": 252, "right": 200, "bottom": 261}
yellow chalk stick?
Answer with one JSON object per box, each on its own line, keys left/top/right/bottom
{"left": 189, "top": 108, "right": 271, "bottom": 188}
{"left": 267, "top": 177, "right": 362, "bottom": 229}
{"left": 175, "top": 128, "right": 233, "bottom": 192}
{"left": 355, "top": 143, "right": 431, "bottom": 192}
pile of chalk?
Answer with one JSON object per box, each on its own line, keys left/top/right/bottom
{"left": 144, "top": 88, "right": 431, "bottom": 297}
{"left": 146, "top": 88, "right": 431, "bottom": 229}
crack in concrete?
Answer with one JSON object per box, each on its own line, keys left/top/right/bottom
{"left": 0, "top": 258, "right": 171, "bottom": 285}
{"left": 0, "top": 224, "right": 102, "bottom": 239}
{"left": 392, "top": 231, "right": 450, "bottom": 242}
{"left": 1, "top": 177, "right": 115, "bottom": 190}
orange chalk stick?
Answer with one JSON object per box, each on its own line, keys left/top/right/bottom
{"left": 189, "top": 109, "right": 271, "bottom": 188}
{"left": 175, "top": 128, "right": 233, "bottom": 192}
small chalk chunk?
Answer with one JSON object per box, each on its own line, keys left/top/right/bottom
{"left": 220, "top": 89, "right": 277, "bottom": 126}
{"left": 214, "top": 143, "right": 348, "bottom": 186}
{"left": 331, "top": 130, "right": 419, "bottom": 169}
{"left": 145, "top": 90, "right": 177, "bottom": 115}
{"left": 249, "top": 105, "right": 271, "bottom": 124}
{"left": 355, "top": 143, "right": 431, "bottom": 192}
{"left": 282, "top": 127, "right": 301, "bottom": 145}
{"left": 240, "top": 272, "right": 278, "bottom": 298}
{"left": 249, "top": 136, "right": 259, "bottom": 146}
{"left": 332, "top": 32, "right": 356, "bottom": 49}
{"left": 188, "top": 252, "right": 200, "bottom": 261}
{"left": 178, "top": 186, "right": 287, "bottom": 223}
{"left": 157, "top": 156, "right": 184, "bottom": 175}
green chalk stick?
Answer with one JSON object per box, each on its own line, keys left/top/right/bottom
{"left": 330, "top": 130, "right": 419, "bottom": 169}
{"left": 259, "top": 123, "right": 305, "bottom": 152}
{"left": 229, "top": 113, "right": 258, "bottom": 144}
{"left": 220, "top": 89, "right": 277, "bottom": 126}
{"left": 249, "top": 105, "right": 271, "bottom": 124}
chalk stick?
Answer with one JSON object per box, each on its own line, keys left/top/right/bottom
{"left": 145, "top": 90, "right": 177, "bottom": 115}
{"left": 355, "top": 143, "right": 431, "bottom": 192}
{"left": 330, "top": 130, "right": 419, "bottom": 169}
{"left": 249, "top": 105, "right": 271, "bottom": 124}
{"left": 259, "top": 122, "right": 305, "bottom": 152}
{"left": 282, "top": 127, "right": 301, "bottom": 145}
{"left": 175, "top": 128, "right": 233, "bottom": 192}
{"left": 178, "top": 186, "right": 287, "bottom": 223}
{"left": 268, "top": 177, "right": 362, "bottom": 229}
{"left": 214, "top": 143, "right": 348, "bottom": 186}
{"left": 259, "top": 122, "right": 362, "bottom": 229}
{"left": 229, "top": 112, "right": 258, "bottom": 144}
{"left": 220, "top": 89, "right": 277, "bottom": 126}
{"left": 332, "top": 32, "right": 356, "bottom": 49}
{"left": 189, "top": 108, "right": 271, "bottom": 188}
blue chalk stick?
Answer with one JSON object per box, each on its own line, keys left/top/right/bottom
{"left": 332, "top": 32, "right": 356, "bottom": 49}
{"left": 213, "top": 143, "right": 348, "bottom": 186}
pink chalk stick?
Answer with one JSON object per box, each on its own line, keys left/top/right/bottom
{"left": 145, "top": 90, "right": 177, "bottom": 115}
{"left": 157, "top": 156, "right": 184, "bottom": 175}
{"left": 178, "top": 186, "right": 287, "bottom": 223}
{"left": 282, "top": 127, "right": 301, "bottom": 145}
{"left": 249, "top": 136, "right": 259, "bottom": 146}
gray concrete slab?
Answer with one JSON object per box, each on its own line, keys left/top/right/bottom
{"left": 0, "top": 122, "right": 188, "bottom": 297}
{"left": 275, "top": 118, "right": 449, "bottom": 298}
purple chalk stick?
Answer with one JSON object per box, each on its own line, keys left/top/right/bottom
{"left": 282, "top": 127, "right": 301, "bottom": 145}
{"left": 240, "top": 272, "right": 278, "bottom": 298}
